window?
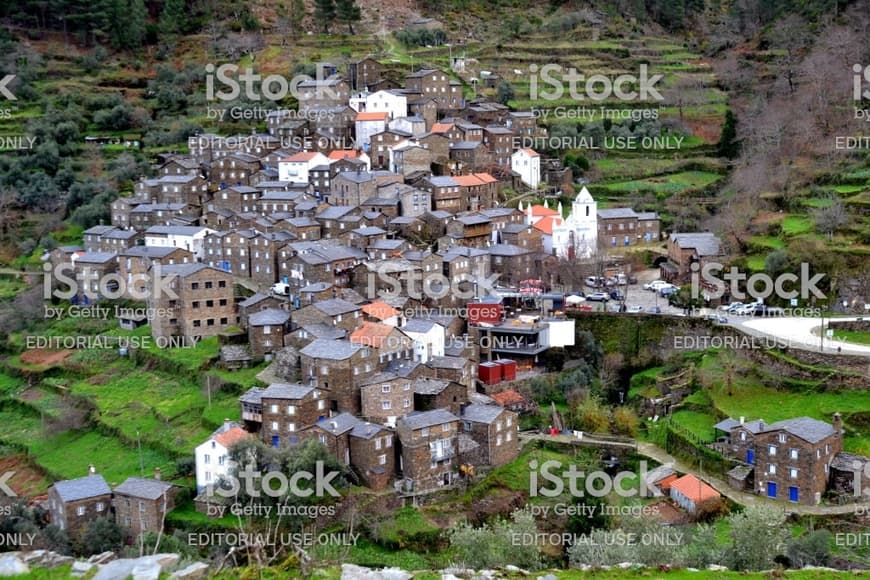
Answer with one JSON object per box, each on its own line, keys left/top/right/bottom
{"left": 191, "top": 282, "right": 200, "bottom": 290}
{"left": 779, "top": 433, "right": 787, "bottom": 443}
{"left": 218, "top": 455, "right": 226, "bottom": 466}
{"left": 271, "top": 421, "right": 279, "bottom": 431}
{"left": 204, "top": 454, "right": 211, "bottom": 464}
{"left": 790, "top": 449, "right": 798, "bottom": 460}
{"left": 378, "top": 454, "right": 387, "bottom": 465}
{"left": 740, "top": 431, "right": 746, "bottom": 441}
{"left": 790, "top": 468, "right": 798, "bottom": 479}
{"left": 263, "top": 325, "right": 271, "bottom": 335}
{"left": 769, "top": 464, "right": 776, "bottom": 475}
{"left": 321, "top": 365, "right": 329, "bottom": 376}
{"left": 288, "top": 423, "right": 296, "bottom": 432}
{"left": 205, "top": 281, "right": 213, "bottom": 289}
{"left": 270, "top": 404, "right": 279, "bottom": 413}
{"left": 506, "top": 416, "right": 513, "bottom": 427}
{"left": 421, "top": 427, "right": 429, "bottom": 437}
{"left": 375, "top": 438, "right": 382, "bottom": 450}
{"left": 75, "top": 505, "right": 87, "bottom": 516}
{"left": 318, "top": 400, "right": 326, "bottom": 410}
{"left": 403, "top": 383, "right": 411, "bottom": 391}
{"left": 496, "top": 435, "right": 503, "bottom": 446}
{"left": 192, "top": 301, "right": 200, "bottom": 309}
{"left": 768, "top": 445, "right": 776, "bottom": 456}
{"left": 403, "top": 398, "right": 410, "bottom": 408}
{"left": 385, "top": 436, "right": 392, "bottom": 448}
{"left": 218, "top": 280, "right": 226, "bottom": 288}
{"left": 463, "top": 421, "right": 472, "bottom": 431}
{"left": 506, "top": 432, "right": 512, "bottom": 442}
{"left": 825, "top": 444, "right": 830, "bottom": 455}
{"left": 382, "top": 401, "right": 391, "bottom": 410}
{"left": 139, "top": 501, "right": 146, "bottom": 512}
{"left": 381, "top": 385, "right": 391, "bottom": 393}
{"left": 287, "top": 405, "right": 296, "bottom": 415}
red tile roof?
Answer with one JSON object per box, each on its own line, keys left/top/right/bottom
{"left": 356, "top": 111, "right": 389, "bottom": 122}
{"left": 670, "top": 474, "right": 719, "bottom": 505}
{"left": 521, "top": 148, "right": 539, "bottom": 157}
{"left": 214, "top": 426, "right": 251, "bottom": 448}
{"left": 452, "top": 173, "right": 497, "bottom": 187}
{"left": 530, "top": 204, "right": 558, "bottom": 217}
{"left": 531, "top": 215, "right": 560, "bottom": 235}
{"left": 282, "top": 152, "right": 320, "bottom": 163}
{"left": 431, "top": 122, "right": 454, "bottom": 133}
{"left": 361, "top": 301, "right": 400, "bottom": 320}
{"left": 327, "top": 150, "right": 362, "bottom": 160}
{"left": 350, "top": 321, "right": 396, "bottom": 348}
{"left": 491, "top": 389, "right": 525, "bottom": 406}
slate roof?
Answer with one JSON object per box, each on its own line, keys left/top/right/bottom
{"left": 239, "top": 387, "right": 265, "bottom": 405}
{"left": 350, "top": 421, "right": 386, "bottom": 440}
{"left": 413, "top": 378, "right": 450, "bottom": 395}
{"left": 239, "top": 293, "right": 271, "bottom": 308}
{"left": 461, "top": 403, "right": 504, "bottom": 424}
{"left": 401, "top": 319, "right": 440, "bottom": 334}
{"left": 768, "top": 417, "right": 836, "bottom": 444}
{"left": 114, "top": 477, "right": 173, "bottom": 500}
{"left": 248, "top": 308, "right": 290, "bottom": 326}
{"left": 671, "top": 232, "right": 722, "bottom": 257}
{"left": 598, "top": 208, "right": 638, "bottom": 220}
{"left": 300, "top": 339, "right": 362, "bottom": 360}
{"left": 312, "top": 298, "right": 360, "bottom": 316}
{"left": 316, "top": 412, "right": 359, "bottom": 435}
{"left": 53, "top": 475, "right": 111, "bottom": 502}
{"left": 262, "top": 382, "right": 316, "bottom": 400}
{"left": 400, "top": 408, "right": 459, "bottom": 430}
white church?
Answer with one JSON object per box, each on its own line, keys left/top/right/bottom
{"left": 523, "top": 187, "right": 598, "bottom": 259}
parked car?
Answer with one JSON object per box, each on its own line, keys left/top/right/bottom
{"left": 627, "top": 305, "right": 644, "bottom": 313}
{"left": 586, "top": 292, "right": 610, "bottom": 302}
{"left": 659, "top": 285, "right": 680, "bottom": 297}
{"left": 271, "top": 282, "right": 291, "bottom": 296}
{"left": 647, "top": 306, "right": 662, "bottom": 314}
{"left": 703, "top": 314, "right": 729, "bottom": 324}
{"left": 585, "top": 276, "right": 604, "bottom": 288}
{"left": 719, "top": 301, "right": 743, "bottom": 312}
{"left": 609, "top": 290, "right": 625, "bottom": 301}
{"left": 735, "top": 303, "right": 758, "bottom": 315}
{"left": 644, "top": 280, "right": 670, "bottom": 291}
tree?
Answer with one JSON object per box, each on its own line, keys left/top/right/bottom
{"left": 812, "top": 196, "right": 849, "bottom": 240}
{"left": 496, "top": 81, "right": 515, "bottom": 105}
{"left": 717, "top": 109, "right": 739, "bottom": 159}
{"left": 159, "top": 0, "right": 186, "bottom": 36}
{"left": 786, "top": 529, "right": 831, "bottom": 568}
{"left": 612, "top": 406, "right": 639, "bottom": 436}
{"left": 80, "top": 517, "right": 125, "bottom": 556}
{"left": 573, "top": 396, "right": 610, "bottom": 434}
{"left": 335, "top": 0, "right": 361, "bottom": 34}
{"left": 725, "top": 505, "right": 790, "bottom": 571}
{"left": 448, "top": 507, "right": 542, "bottom": 571}
{"left": 565, "top": 494, "right": 610, "bottom": 536}
{"left": 314, "top": 0, "right": 336, "bottom": 33}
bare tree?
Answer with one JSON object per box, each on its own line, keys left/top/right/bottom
{"left": 812, "top": 196, "right": 850, "bottom": 240}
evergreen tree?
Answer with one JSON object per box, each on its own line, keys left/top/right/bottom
{"left": 335, "top": 0, "right": 361, "bottom": 34}
{"left": 314, "top": 0, "right": 336, "bottom": 33}
{"left": 717, "top": 109, "right": 739, "bottom": 159}
{"left": 159, "top": 0, "right": 186, "bottom": 36}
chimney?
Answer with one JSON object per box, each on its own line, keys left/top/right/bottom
{"left": 88, "top": 464, "right": 96, "bottom": 475}
{"left": 739, "top": 416, "right": 744, "bottom": 425}
{"left": 154, "top": 467, "right": 161, "bottom": 481}
{"left": 224, "top": 418, "right": 232, "bottom": 432}
{"left": 833, "top": 412, "right": 843, "bottom": 434}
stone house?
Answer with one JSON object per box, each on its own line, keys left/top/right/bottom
{"left": 458, "top": 404, "right": 519, "bottom": 467}
{"left": 247, "top": 308, "right": 291, "bottom": 360}
{"left": 397, "top": 409, "right": 460, "bottom": 492}
{"left": 48, "top": 472, "right": 113, "bottom": 542}
{"left": 113, "top": 476, "right": 178, "bottom": 539}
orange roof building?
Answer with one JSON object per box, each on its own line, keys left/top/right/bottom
{"left": 356, "top": 111, "right": 389, "bottom": 122}
{"left": 361, "top": 301, "right": 400, "bottom": 322}
{"left": 349, "top": 321, "right": 396, "bottom": 349}
{"left": 491, "top": 389, "right": 526, "bottom": 407}
{"left": 669, "top": 474, "right": 720, "bottom": 513}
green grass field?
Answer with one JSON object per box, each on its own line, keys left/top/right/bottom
{"left": 599, "top": 171, "right": 722, "bottom": 196}
{"left": 832, "top": 329, "right": 870, "bottom": 345}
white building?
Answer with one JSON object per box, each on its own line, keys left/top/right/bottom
{"left": 278, "top": 151, "right": 329, "bottom": 184}
{"left": 355, "top": 111, "right": 389, "bottom": 149}
{"left": 401, "top": 319, "right": 446, "bottom": 363}
{"left": 143, "top": 225, "right": 214, "bottom": 261}
{"left": 195, "top": 420, "right": 250, "bottom": 493}
{"left": 511, "top": 148, "right": 540, "bottom": 189}
{"left": 525, "top": 187, "right": 597, "bottom": 259}
{"left": 365, "top": 89, "right": 409, "bottom": 121}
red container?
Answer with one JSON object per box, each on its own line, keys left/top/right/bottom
{"left": 478, "top": 361, "right": 502, "bottom": 385}
{"left": 496, "top": 359, "right": 517, "bottom": 381}
{"left": 467, "top": 302, "right": 504, "bottom": 325}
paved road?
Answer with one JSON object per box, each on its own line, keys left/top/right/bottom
{"left": 729, "top": 316, "right": 870, "bottom": 357}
